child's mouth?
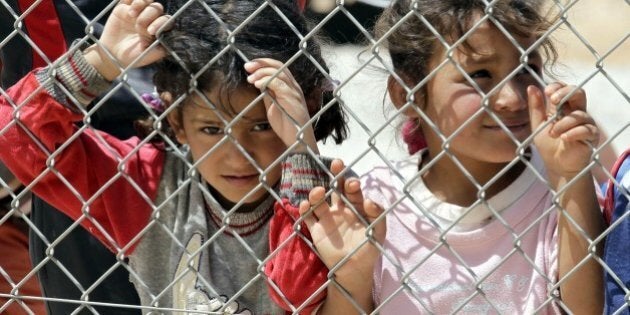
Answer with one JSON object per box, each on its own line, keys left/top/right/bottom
{"left": 222, "top": 174, "right": 259, "bottom": 186}
{"left": 484, "top": 121, "right": 530, "bottom": 134}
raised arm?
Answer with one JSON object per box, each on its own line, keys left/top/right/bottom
{"left": 0, "top": 0, "right": 170, "bottom": 252}
{"left": 245, "top": 56, "right": 332, "bottom": 314}
{"left": 528, "top": 83, "right": 605, "bottom": 314}
{"left": 83, "top": 0, "right": 169, "bottom": 81}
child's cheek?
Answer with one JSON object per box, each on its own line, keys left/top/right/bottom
{"left": 452, "top": 93, "right": 484, "bottom": 118}
{"left": 439, "top": 94, "right": 484, "bottom": 136}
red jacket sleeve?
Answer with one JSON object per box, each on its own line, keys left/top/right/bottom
{"left": 265, "top": 154, "right": 336, "bottom": 314}
{"left": 0, "top": 73, "right": 164, "bottom": 254}
{"left": 266, "top": 198, "right": 328, "bottom": 314}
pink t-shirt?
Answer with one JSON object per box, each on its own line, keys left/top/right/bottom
{"left": 363, "top": 150, "right": 560, "bottom": 314}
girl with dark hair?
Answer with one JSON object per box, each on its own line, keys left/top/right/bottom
{"left": 268, "top": 0, "right": 605, "bottom": 314}
{"left": 0, "top": 0, "right": 347, "bottom": 313}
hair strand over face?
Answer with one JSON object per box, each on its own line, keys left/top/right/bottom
{"left": 375, "top": 0, "right": 559, "bottom": 85}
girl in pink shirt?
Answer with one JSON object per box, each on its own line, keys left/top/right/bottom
{"left": 268, "top": 1, "right": 605, "bottom": 314}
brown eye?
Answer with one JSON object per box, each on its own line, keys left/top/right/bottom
{"left": 251, "top": 122, "right": 272, "bottom": 132}
{"left": 201, "top": 126, "right": 223, "bottom": 135}
{"left": 470, "top": 69, "right": 491, "bottom": 79}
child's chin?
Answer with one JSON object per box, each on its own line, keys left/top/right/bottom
{"left": 240, "top": 191, "right": 272, "bottom": 205}
{"left": 485, "top": 150, "right": 521, "bottom": 164}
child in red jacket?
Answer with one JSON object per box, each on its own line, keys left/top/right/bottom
{"left": 0, "top": 0, "right": 346, "bottom": 313}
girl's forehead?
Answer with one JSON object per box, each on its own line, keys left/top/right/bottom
{"left": 186, "top": 89, "right": 267, "bottom": 122}
{"left": 435, "top": 19, "right": 539, "bottom": 63}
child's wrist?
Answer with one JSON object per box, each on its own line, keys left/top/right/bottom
{"left": 546, "top": 170, "right": 596, "bottom": 204}
{"left": 83, "top": 44, "right": 120, "bottom": 81}
{"left": 291, "top": 141, "right": 318, "bottom": 154}
{"left": 546, "top": 170, "right": 585, "bottom": 188}
{"left": 43, "top": 48, "right": 112, "bottom": 107}
{"left": 288, "top": 130, "right": 319, "bottom": 154}
{"left": 326, "top": 272, "right": 375, "bottom": 312}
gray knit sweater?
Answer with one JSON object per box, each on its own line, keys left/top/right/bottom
{"left": 128, "top": 150, "right": 283, "bottom": 314}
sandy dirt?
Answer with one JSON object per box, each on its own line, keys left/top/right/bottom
{"left": 552, "top": 0, "right": 629, "bottom": 66}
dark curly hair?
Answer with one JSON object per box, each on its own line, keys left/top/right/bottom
{"left": 137, "top": 0, "right": 347, "bottom": 144}
{"left": 375, "top": 0, "right": 558, "bottom": 86}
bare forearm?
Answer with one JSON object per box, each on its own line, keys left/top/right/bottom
{"left": 552, "top": 172, "right": 605, "bottom": 314}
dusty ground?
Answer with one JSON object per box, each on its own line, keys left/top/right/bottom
{"left": 552, "top": 0, "right": 629, "bottom": 66}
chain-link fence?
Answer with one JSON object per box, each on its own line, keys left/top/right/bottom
{"left": 0, "top": 0, "right": 628, "bottom": 314}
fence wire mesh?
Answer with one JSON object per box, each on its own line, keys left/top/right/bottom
{"left": 0, "top": 0, "right": 628, "bottom": 314}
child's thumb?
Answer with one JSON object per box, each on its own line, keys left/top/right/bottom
{"left": 528, "top": 85, "right": 546, "bottom": 130}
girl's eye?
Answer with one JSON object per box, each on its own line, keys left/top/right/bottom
{"left": 251, "top": 122, "right": 273, "bottom": 132}
{"left": 469, "top": 69, "right": 491, "bottom": 79}
{"left": 201, "top": 126, "right": 223, "bottom": 135}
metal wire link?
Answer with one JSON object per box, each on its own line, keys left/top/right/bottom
{"left": 0, "top": 0, "right": 628, "bottom": 314}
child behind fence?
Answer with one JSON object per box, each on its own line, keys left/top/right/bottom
{"left": 0, "top": 0, "right": 348, "bottom": 313}
{"left": 267, "top": 0, "right": 606, "bottom": 314}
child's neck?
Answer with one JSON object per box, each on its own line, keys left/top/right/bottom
{"left": 421, "top": 153, "right": 526, "bottom": 207}
{"left": 208, "top": 185, "right": 270, "bottom": 213}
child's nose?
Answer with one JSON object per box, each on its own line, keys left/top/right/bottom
{"left": 223, "top": 131, "right": 255, "bottom": 162}
{"left": 491, "top": 80, "right": 528, "bottom": 112}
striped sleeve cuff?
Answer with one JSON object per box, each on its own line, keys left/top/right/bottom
{"left": 280, "top": 153, "right": 333, "bottom": 206}
{"left": 35, "top": 48, "right": 111, "bottom": 110}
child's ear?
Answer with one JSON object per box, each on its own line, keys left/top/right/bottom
{"left": 162, "top": 92, "right": 188, "bottom": 145}
{"left": 387, "top": 75, "right": 424, "bottom": 118}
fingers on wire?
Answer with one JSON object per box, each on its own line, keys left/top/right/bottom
{"left": 544, "top": 82, "right": 587, "bottom": 118}
{"left": 131, "top": 2, "right": 162, "bottom": 35}
{"left": 542, "top": 82, "right": 595, "bottom": 144}
{"left": 298, "top": 186, "right": 329, "bottom": 235}
{"left": 550, "top": 110, "right": 594, "bottom": 137}
{"left": 245, "top": 59, "right": 301, "bottom": 93}
{"left": 147, "top": 12, "right": 171, "bottom": 36}
{"left": 128, "top": 0, "right": 154, "bottom": 17}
